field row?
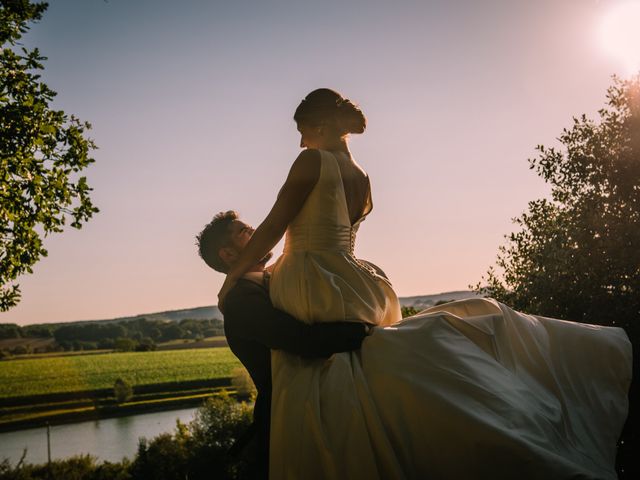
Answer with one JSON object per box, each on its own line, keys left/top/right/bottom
{"left": 0, "top": 347, "right": 241, "bottom": 399}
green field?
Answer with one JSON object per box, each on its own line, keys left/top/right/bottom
{"left": 0, "top": 347, "right": 241, "bottom": 399}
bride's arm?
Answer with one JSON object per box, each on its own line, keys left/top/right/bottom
{"left": 218, "top": 150, "right": 321, "bottom": 305}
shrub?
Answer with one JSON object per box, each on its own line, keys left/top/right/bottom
{"left": 231, "top": 367, "right": 257, "bottom": 399}
{"left": 185, "top": 392, "right": 253, "bottom": 479}
{"left": 130, "top": 434, "right": 188, "bottom": 480}
{"left": 11, "top": 345, "right": 30, "bottom": 355}
{"left": 131, "top": 393, "right": 253, "bottom": 479}
{"left": 113, "top": 378, "right": 133, "bottom": 404}
{"left": 134, "top": 338, "right": 156, "bottom": 352}
{"left": 401, "top": 306, "right": 419, "bottom": 318}
{"left": 0, "top": 454, "right": 131, "bottom": 480}
{"left": 114, "top": 338, "right": 137, "bottom": 352}
{"left": 97, "top": 338, "right": 115, "bottom": 349}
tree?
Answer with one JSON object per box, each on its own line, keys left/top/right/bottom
{"left": 476, "top": 75, "right": 639, "bottom": 478}
{"left": 1, "top": 0, "right": 98, "bottom": 310}
{"left": 160, "top": 323, "right": 185, "bottom": 342}
{"left": 477, "top": 75, "right": 639, "bottom": 332}
{"left": 0, "top": 322, "right": 21, "bottom": 338}
{"left": 230, "top": 366, "right": 256, "bottom": 399}
{"left": 114, "top": 337, "right": 137, "bottom": 352}
{"left": 113, "top": 377, "right": 133, "bottom": 403}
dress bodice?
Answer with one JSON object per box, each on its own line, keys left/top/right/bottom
{"left": 269, "top": 149, "right": 399, "bottom": 326}
{"left": 283, "top": 150, "right": 367, "bottom": 255}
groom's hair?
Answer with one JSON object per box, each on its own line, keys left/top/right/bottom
{"left": 196, "top": 210, "right": 239, "bottom": 273}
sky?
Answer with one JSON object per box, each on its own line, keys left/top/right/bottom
{"left": 2, "top": 0, "right": 639, "bottom": 325}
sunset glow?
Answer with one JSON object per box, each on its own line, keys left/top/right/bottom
{"left": 599, "top": 1, "right": 640, "bottom": 74}
{"left": 0, "top": 1, "right": 628, "bottom": 325}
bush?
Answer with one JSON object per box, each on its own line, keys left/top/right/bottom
{"left": 134, "top": 338, "right": 156, "bottom": 352}
{"left": 130, "top": 433, "right": 188, "bottom": 480}
{"left": 401, "top": 306, "right": 419, "bottom": 318}
{"left": 113, "top": 378, "right": 133, "bottom": 404}
{"left": 203, "top": 327, "right": 223, "bottom": 337}
{"left": 185, "top": 392, "right": 253, "bottom": 479}
{"left": 0, "top": 454, "right": 131, "bottom": 480}
{"left": 231, "top": 367, "right": 256, "bottom": 399}
{"left": 114, "top": 338, "right": 137, "bottom": 352}
{"left": 10, "top": 345, "right": 30, "bottom": 355}
{"left": 130, "top": 393, "right": 253, "bottom": 480}
{"left": 97, "top": 338, "right": 115, "bottom": 349}
{"left": 75, "top": 341, "right": 98, "bottom": 351}
{"left": 0, "top": 324, "right": 22, "bottom": 339}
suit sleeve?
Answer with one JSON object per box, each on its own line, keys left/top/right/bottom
{"left": 224, "top": 285, "right": 366, "bottom": 357}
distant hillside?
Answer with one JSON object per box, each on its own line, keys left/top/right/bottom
{"left": 54, "top": 306, "right": 223, "bottom": 328}
{"left": 398, "top": 291, "right": 480, "bottom": 310}
{"left": 26, "top": 291, "right": 479, "bottom": 328}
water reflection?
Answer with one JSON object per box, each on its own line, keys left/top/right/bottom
{"left": 0, "top": 408, "right": 198, "bottom": 465}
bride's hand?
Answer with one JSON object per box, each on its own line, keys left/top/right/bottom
{"left": 217, "top": 274, "right": 239, "bottom": 313}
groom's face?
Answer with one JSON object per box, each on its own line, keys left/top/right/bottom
{"left": 223, "top": 219, "right": 273, "bottom": 269}
{"left": 218, "top": 219, "right": 254, "bottom": 269}
{"left": 228, "top": 220, "right": 254, "bottom": 252}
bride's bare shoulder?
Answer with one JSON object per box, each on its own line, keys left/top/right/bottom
{"left": 294, "top": 148, "right": 322, "bottom": 165}
{"left": 287, "top": 149, "right": 321, "bottom": 182}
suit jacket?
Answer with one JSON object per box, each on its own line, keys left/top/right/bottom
{"left": 223, "top": 277, "right": 367, "bottom": 476}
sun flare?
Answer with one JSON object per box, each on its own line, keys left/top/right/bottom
{"left": 599, "top": 1, "right": 640, "bottom": 74}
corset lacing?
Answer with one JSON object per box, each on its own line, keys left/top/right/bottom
{"left": 348, "top": 227, "right": 380, "bottom": 279}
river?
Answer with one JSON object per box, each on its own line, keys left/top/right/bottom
{"left": 0, "top": 407, "right": 199, "bottom": 466}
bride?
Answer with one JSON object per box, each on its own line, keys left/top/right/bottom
{"left": 217, "top": 89, "right": 631, "bottom": 479}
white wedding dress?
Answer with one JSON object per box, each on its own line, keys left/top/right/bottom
{"left": 267, "top": 150, "right": 632, "bottom": 479}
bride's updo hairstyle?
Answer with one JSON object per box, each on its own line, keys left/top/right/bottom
{"left": 294, "top": 88, "right": 367, "bottom": 135}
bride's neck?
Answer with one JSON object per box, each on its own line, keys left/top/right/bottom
{"left": 320, "top": 137, "right": 350, "bottom": 155}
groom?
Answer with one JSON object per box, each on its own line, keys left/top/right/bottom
{"left": 196, "top": 210, "right": 368, "bottom": 477}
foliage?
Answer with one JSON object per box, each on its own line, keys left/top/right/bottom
{"left": 476, "top": 75, "right": 640, "bottom": 333}
{"left": 184, "top": 392, "right": 253, "bottom": 479}
{"left": 0, "top": 318, "right": 224, "bottom": 355}
{"left": 0, "top": 323, "right": 21, "bottom": 339}
{"left": 475, "top": 75, "right": 640, "bottom": 479}
{"left": 0, "top": 454, "right": 131, "bottom": 480}
{"left": 401, "top": 306, "right": 419, "bottom": 318}
{"left": 0, "top": 0, "right": 99, "bottom": 310}
{"left": 21, "top": 325, "right": 51, "bottom": 337}
{"left": 230, "top": 367, "right": 256, "bottom": 399}
{"left": 48, "top": 318, "right": 224, "bottom": 352}
{"left": 10, "top": 344, "right": 28, "bottom": 354}
{"left": 114, "top": 337, "right": 136, "bottom": 352}
{"left": 131, "top": 392, "right": 253, "bottom": 480}
{"left": 134, "top": 337, "right": 156, "bottom": 352}
{"left": 113, "top": 377, "right": 133, "bottom": 403}
{"left": 0, "top": 347, "right": 240, "bottom": 398}
{"left": 130, "top": 433, "right": 189, "bottom": 480}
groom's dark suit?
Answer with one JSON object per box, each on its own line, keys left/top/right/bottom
{"left": 223, "top": 277, "right": 367, "bottom": 477}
